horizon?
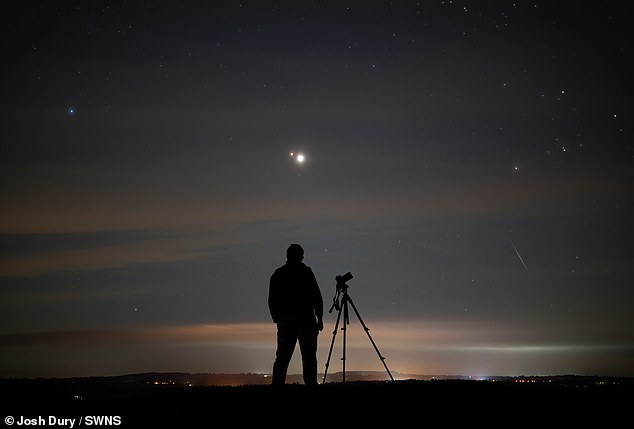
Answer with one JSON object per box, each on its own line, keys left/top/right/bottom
{"left": 5, "top": 369, "right": 631, "bottom": 384}
{"left": 2, "top": 320, "right": 632, "bottom": 378}
{"left": 2, "top": 2, "right": 633, "bottom": 380}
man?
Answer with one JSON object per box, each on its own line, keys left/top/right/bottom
{"left": 269, "top": 244, "right": 324, "bottom": 385}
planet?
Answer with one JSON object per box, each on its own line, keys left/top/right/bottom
{"left": 289, "top": 151, "right": 306, "bottom": 164}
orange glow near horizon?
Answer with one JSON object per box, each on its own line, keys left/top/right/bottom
{"left": 2, "top": 320, "right": 629, "bottom": 378}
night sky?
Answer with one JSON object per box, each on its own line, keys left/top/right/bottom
{"left": 1, "top": 1, "right": 633, "bottom": 378}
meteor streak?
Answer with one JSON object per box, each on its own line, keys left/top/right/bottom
{"left": 510, "top": 240, "right": 530, "bottom": 274}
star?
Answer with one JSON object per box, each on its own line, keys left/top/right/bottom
{"left": 67, "top": 106, "right": 76, "bottom": 116}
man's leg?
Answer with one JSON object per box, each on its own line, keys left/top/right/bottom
{"left": 272, "top": 321, "right": 298, "bottom": 385}
{"left": 298, "top": 322, "right": 319, "bottom": 385}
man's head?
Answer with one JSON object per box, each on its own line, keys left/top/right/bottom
{"left": 286, "top": 243, "right": 304, "bottom": 263}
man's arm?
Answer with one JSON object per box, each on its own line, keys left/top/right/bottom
{"left": 268, "top": 272, "right": 279, "bottom": 323}
{"left": 309, "top": 269, "right": 324, "bottom": 331}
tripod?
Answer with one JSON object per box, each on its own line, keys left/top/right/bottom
{"left": 322, "top": 277, "right": 394, "bottom": 384}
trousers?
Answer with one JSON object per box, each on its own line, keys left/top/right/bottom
{"left": 272, "top": 319, "right": 318, "bottom": 385}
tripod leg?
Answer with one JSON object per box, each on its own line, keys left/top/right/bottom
{"left": 322, "top": 304, "right": 343, "bottom": 384}
{"left": 346, "top": 295, "right": 395, "bottom": 381}
{"left": 342, "top": 299, "right": 348, "bottom": 383}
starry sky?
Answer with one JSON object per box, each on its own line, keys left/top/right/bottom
{"left": 1, "top": 1, "right": 633, "bottom": 378}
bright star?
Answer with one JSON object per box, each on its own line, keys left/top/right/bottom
{"left": 296, "top": 154, "right": 305, "bottom": 163}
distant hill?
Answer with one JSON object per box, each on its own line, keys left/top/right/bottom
{"left": 3, "top": 370, "right": 482, "bottom": 386}
{"left": 110, "top": 370, "right": 411, "bottom": 386}
{"left": 93, "top": 371, "right": 634, "bottom": 386}
{"left": 2, "top": 371, "right": 630, "bottom": 386}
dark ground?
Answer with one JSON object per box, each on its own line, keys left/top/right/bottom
{"left": 1, "top": 376, "right": 631, "bottom": 426}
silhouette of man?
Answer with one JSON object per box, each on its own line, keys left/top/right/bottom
{"left": 269, "top": 244, "right": 324, "bottom": 386}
